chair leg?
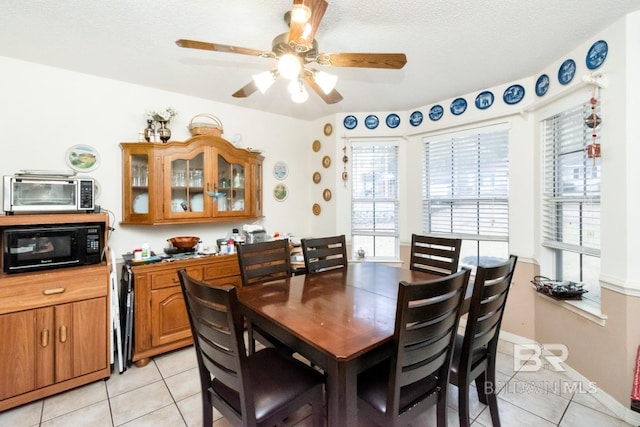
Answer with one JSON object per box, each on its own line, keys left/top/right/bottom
{"left": 436, "top": 396, "right": 448, "bottom": 427}
{"left": 475, "top": 372, "right": 489, "bottom": 404}
{"left": 247, "top": 323, "right": 256, "bottom": 354}
{"left": 485, "top": 365, "right": 501, "bottom": 427}
{"left": 458, "top": 380, "right": 472, "bottom": 427}
{"left": 310, "top": 388, "right": 324, "bottom": 427}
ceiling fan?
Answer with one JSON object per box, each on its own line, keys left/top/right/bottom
{"left": 175, "top": 0, "right": 407, "bottom": 104}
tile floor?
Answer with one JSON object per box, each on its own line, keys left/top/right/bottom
{"left": 1, "top": 339, "right": 636, "bottom": 427}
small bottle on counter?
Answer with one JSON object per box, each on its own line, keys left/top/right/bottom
{"left": 220, "top": 241, "right": 228, "bottom": 253}
{"left": 196, "top": 240, "right": 204, "bottom": 254}
{"left": 133, "top": 248, "right": 142, "bottom": 261}
{"left": 141, "top": 242, "right": 150, "bottom": 259}
{"left": 227, "top": 238, "right": 235, "bottom": 253}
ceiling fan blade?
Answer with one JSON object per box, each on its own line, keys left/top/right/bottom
{"left": 232, "top": 80, "right": 259, "bottom": 98}
{"left": 176, "top": 39, "right": 267, "bottom": 57}
{"left": 317, "top": 52, "right": 407, "bottom": 69}
{"left": 288, "top": 0, "right": 328, "bottom": 51}
{"left": 303, "top": 73, "right": 343, "bottom": 104}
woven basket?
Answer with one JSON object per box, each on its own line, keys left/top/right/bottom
{"left": 188, "top": 114, "right": 224, "bottom": 137}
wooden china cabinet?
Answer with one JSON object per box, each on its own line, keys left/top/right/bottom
{"left": 120, "top": 135, "right": 264, "bottom": 225}
{"left": 0, "top": 213, "right": 111, "bottom": 412}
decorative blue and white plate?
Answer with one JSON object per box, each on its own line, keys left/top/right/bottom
{"left": 586, "top": 40, "right": 608, "bottom": 70}
{"left": 409, "top": 111, "right": 423, "bottom": 127}
{"left": 503, "top": 84, "right": 525, "bottom": 105}
{"left": 535, "top": 74, "right": 550, "bottom": 97}
{"left": 429, "top": 105, "right": 444, "bottom": 121}
{"left": 450, "top": 98, "right": 467, "bottom": 116}
{"left": 364, "top": 115, "right": 379, "bottom": 129}
{"left": 386, "top": 113, "right": 401, "bottom": 128}
{"left": 343, "top": 115, "right": 358, "bottom": 130}
{"left": 475, "top": 91, "right": 494, "bottom": 110}
{"left": 558, "top": 59, "right": 576, "bottom": 85}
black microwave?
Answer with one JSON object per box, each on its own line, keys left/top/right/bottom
{"left": 2, "top": 223, "right": 104, "bottom": 274}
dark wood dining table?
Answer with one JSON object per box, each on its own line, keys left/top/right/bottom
{"left": 237, "top": 262, "right": 470, "bottom": 427}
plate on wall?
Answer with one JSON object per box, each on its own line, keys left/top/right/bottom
{"left": 475, "top": 91, "right": 494, "bottom": 110}
{"left": 273, "top": 161, "right": 288, "bottom": 180}
{"left": 409, "top": 111, "right": 423, "bottom": 126}
{"left": 450, "top": 98, "right": 467, "bottom": 115}
{"left": 323, "top": 188, "right": 332, "bottom": 201}
{"left": 274, "top": 184, "right": 288, "bottom": 201}
{"left": 313, "top": 171, "right": 321, "bottom": 184}
{"left": 535, "top": 74, "right": 550, "bottom": 97}
{"left": 386, "top": 113, "right": 401, "bottom": 128}
{"left": 365, "top": 114, "right": 379, "bottom": 129}
{"left": 343, "top": 115, "right": 358, "bottom": 130}
{"left": 65, "top": 144, "right": 100, "bottom": 172}
{"left": 586, "top": 40, "right": 608, "bottom": 70}
{"left": 312, "top": 203, "right": 321, "bottom": 216}
{"left": 322, "top": 155, "right": 331, "bottom": 168}
{"left": 558, "top": 59, "right": 576, "bottom": 85}
{"left": 323, "top": 123, "right": 333, "bottom": 136}
{"left": 503, "top": 84, "right": 525, "bottom": 105}
{"left": 312, "top": 139, "right": 321, "bottom": 152}
{"left": 429, "top": 105, "right": 444, "bottom": 121}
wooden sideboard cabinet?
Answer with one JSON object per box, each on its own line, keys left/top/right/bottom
{"left": 127, "top": 254, "right": 241, "bottom": 367}
{"left": 120, "top": 135, "right": 264, "bottom": 225}
{"left": 0, "top": 213, "right": 111, "bottom": 412}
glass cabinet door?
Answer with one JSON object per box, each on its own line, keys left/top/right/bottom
{"left": 166, "top": 152, "right": 205, "bottom": 217}
{"left": 130, "top": 154, "right": 149, "bottom": 216}
{"left": 216, "top": 154, "right": 245, "bottom": 213}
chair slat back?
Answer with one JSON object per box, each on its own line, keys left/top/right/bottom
{"left": 465, "top": 255, "right": 518, "bottom": 354}
{"left": 178, "top": 269, "right": 253, "bottom": 420}
{"left": 390, "top": 268, "right": 471, "bottom": 408}
{"left": 236, "top": 239, "right": 292, "bottom": 286}
{"left": 301, "top": 235, "right": 348, "bottom": 273}
{"left": 410, "top": 234, "right": 462, "bottom": 276}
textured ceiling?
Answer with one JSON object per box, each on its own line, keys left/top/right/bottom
{"left": 2, "top": 0, "right": 639, "bottom": 121}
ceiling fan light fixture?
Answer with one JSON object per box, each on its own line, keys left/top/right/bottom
{"left": 291, "top": 4, "right": 311, "bottom": 23}
{"left": 289, "top": 79, "right": 309, "bottom": 103}
{"left": 314, "top": 70, "right": 338, "bottom": 94}
{"left": 278, "top": 54, "right": 302, "bottom": 80}
{"left": 252, "top": 70, "right": 277, "bottom": 93}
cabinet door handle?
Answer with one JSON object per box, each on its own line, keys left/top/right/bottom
{"left": 43, "top": 287, "right": 66, "bottom": 295}
{"left": 59, "top": 325, "right": 67, "bottom": 343}
{"left": 41, "top": 329, "right": 49, "bottom": 348}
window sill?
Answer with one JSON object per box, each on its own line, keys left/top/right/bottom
{"left": 535, "top": 292, "right": 607, "bottom": 326}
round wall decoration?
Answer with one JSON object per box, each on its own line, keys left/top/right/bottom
{"left": 535, "top": 74, "right": 550, "bottom": 97}
{"left": 343, "top": 115, "right": 357, "bottom": 129}
{"left": 450, "top": 98, "right": 467, "bottom": 116}
{"left": 313, "top": 171, "right": 321, "bottom": 184}
{"left": 323, "top": 188, "right": 332, "bottom": 201}
{"left": 312, "top": 203, "right": 321, "bottom": 216}
{"left": 323, "top": 123, "right": 333, "bottom": 136}
{"left": 586, "top": 40, "right": 608, "bottom": 70}
{"left": 322, "top": 155, "right": 331, "bottom": 168}
{"left": 66, "top": 144, "right": 100, "bottom": 172}
{"left": 273, "top": 184, "right": 288, "bottom": 201}
{"left": 273, "top": 161, "right": 288, "bottom": 180}
{"left": 429, "top": 105, "right": 444, "bottom": 121}
{"left": 558, "top": 59, "right": 576, "bottom": 85}
{"left": 312, "top": 139, "right": 321, "bottom": 152}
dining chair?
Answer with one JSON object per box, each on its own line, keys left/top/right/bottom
{"left": 449, "top": 255, "right": 518, "bottom": 427}
{"left": 301, "top": 234, "right": 348, "bottom": 274}
{"left": 409, "top": 233, "right": 462, "bottom": 276}
{"left": 177, "top": 269, "right": 325, "bottom": 427}
{"left": 357, "top": 268, "right": 472, "bottom": 427}
{"left": 235, "top": 239, "right": 292, "bottom": 354}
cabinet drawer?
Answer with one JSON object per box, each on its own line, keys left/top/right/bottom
{"left": 203, "top": 258, "right": 240, "bottom": 281}
{"left": 0, "top": 268, "right": 108, "bottom": 315}
{"left": 151, "top": 267, "right": 203, "bottom": 290}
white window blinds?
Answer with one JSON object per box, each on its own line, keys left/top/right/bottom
{"left": 423, "top": 128, "right": 509, "bottom": 240}
{"left": 543, "top": 102, "right": 600, "bottom": 256}
{"left": 351, "top": 143, "right": 399, "bottom": 239}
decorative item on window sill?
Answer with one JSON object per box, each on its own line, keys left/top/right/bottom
{"left": 341, "top": 135, "right": 349, "bottom": 187}
{"left": 584, "top": 79, "right": 602, "bottom": 162}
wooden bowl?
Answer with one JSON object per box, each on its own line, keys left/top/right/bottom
{"left": 167, "top": 236, "right": 200, "bottom": 249}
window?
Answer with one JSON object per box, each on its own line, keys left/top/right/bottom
{"left": 351, "top": 141, "right": 399, "bottom": 260}
{"left": 422, "top": 126, "right": 510, "bottom": 269}
{"left": 543, "top": 102, "right": 601, "bottom": 302}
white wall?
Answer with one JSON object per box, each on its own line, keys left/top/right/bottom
{"left": 0, "top": 57, "right": 323, "bottom": 258}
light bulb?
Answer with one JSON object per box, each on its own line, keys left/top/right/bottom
{"left": 289, "top": 80, "right": 309, "bottom": 103}
{"left": 291, "top": 4, "right": 311, "bottom": 23}
{"left": 278, "top": 54, "right": 302, "bottom": 80}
